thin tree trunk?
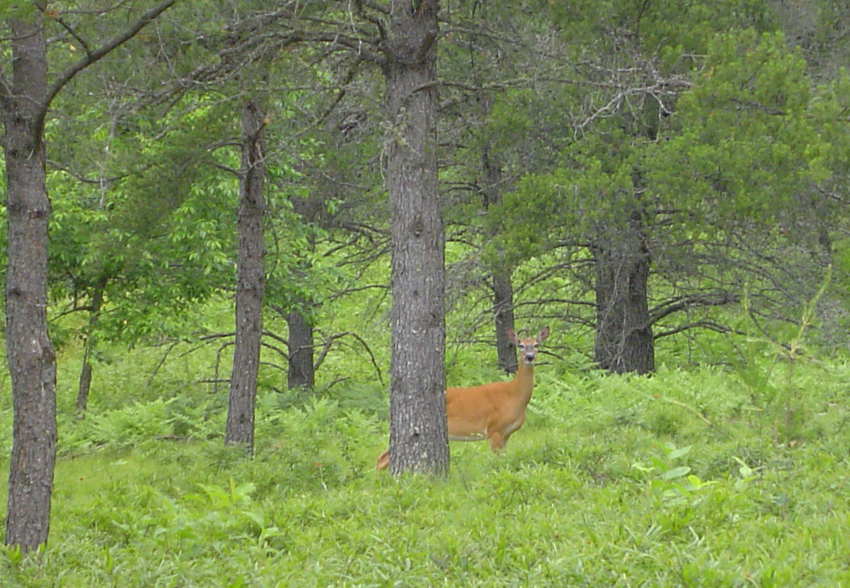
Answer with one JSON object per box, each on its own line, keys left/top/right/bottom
{"left": 482, "top": 144, "right": 517, "bottom": 374}
{"left": 225, "top": 98, "right": 266, "bottom": 454}
{"left": 76, "top": 275, "right": 109, "bottom": 416}
{"left": 384, "top": 0, "right": 449, "bottom": 477}
{"left": 492, "top": 270, "right": 517, "bottom": 373}
{"left": 592, "top": 210, "right": 654, "bottom": 375}
{"left": 3, "top": 14, "right": 57, "bottom": 553}
{"left": 286, "top": 306, "right": 315, "bottom": 390}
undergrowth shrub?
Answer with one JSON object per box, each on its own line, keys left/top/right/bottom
{"left": 59, "top": 399, "right": 176, "bottom": 454}
{"left": 4, "top": 356, "right": 850, "bottom": 587}
{"left": 5, "top": 293, "right": 850, "bottom": 587}
{"left": 59, "top": 395, "right": 225, "bottom": 456}
{"left": 272, "top": 380, "right": 387, "bottom": 417}
{"left": 257, "top": 395, "right": 380, "bottom": 490}
{"left": 532, "top": 365, "right": 744, "bottom": 444}
{"left": 54, "top": 387, "right": 385, "bottom": 481}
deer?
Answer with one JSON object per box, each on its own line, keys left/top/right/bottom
{"left": 376, "top": 326, "right": 550, "bottom": 470}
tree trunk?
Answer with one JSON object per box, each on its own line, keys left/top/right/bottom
{"left": 225, "top": 98, "right": 266, "bottom": 454}
{"left": 286, "top": 306, "right": 315, "bottom": 390}
{"left": 492, "top": 270, "right": 517, "bottom": 373}
{"left": 2, "top": 14, "right": 57, "bottom": 553}
{"left": 482, "top": 144, "right": 517, "bottom": 374}
{"left": 592, "top": 210, "right": 655, "bottom": 375}
{"left": 383, "top": 0, "right": 449, "bottom": 477}
{"left": 76, "top": 275, "right": 109, "bottom": 416}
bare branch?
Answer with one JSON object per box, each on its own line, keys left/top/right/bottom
{"left": 0, "top": 73, "right": 11, "bottom": 108}
{"left": 48, "top": 159, "right": 139, "bottom": 184}
{"left": 649, "top": 291, "right": 740, "bottom": 324}
{"left": 314, "top": 330, "right": 384, "bottom": 385}
{"left": 355, "top": 0, "right": 391, "bottom": 16}
{"left": 36, "top": 0, "right": 179, "bottom": 135}
{"left": 45, "top": 10, "right": 93, "bottom": 56}
{"left": 653, "top": 319, "right": 747, "bottom": 340}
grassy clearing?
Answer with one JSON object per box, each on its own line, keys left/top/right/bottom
{"left": 3, "top": 354, "right": 850, "bottom": 587}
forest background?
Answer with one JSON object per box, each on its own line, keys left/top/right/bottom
{"left": 3, "top": 0, "right": 850, "bottom": 585}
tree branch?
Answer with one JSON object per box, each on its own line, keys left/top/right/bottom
{"left": 35, "top": 0, "right": 179, "bottom": 135}
{"left": 653, "top": 319, "right": 748, "bottom": 340}
{"left": 47, "top": 10, "right": 93, "bottom": 57}
{"left": 355, "top": 0, "right": 391, "bottom": 15}
{"left": 0, "top": 73, "right": 11, "bottom": 109}
{"left": 649, "top": 291, "right": 739, "bottom": 324}
{"left": 314, "top": 330, "right": 384, "bottom": 385}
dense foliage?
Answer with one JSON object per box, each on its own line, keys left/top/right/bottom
{"left": 2, "top": 0, "right": 850, "bottom": 575}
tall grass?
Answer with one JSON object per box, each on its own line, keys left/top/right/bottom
{"left": 3, "top": 346, "right": 850, "bottom": 587}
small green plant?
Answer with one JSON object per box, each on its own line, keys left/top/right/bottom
{"left": 735, "top": 267, "right": 831, "bottom": 441}
{"left": 1, "top": 544, "right": 24, "bottom": 567}
{"left": 184, "top": 479, "right": 286, "bottom": 551}
{"left": 632, "top": 443, "right": 714, "bottom": 506}
{"left": 772, "top": 267, "right": 831, "bottom": 441}
{"left": 732, "top": 456, "right": 761, "bottom": 490}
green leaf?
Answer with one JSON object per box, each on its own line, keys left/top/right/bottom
{"left": 663, "top": 466, "right": 692, "bottom": 480}
{"left": 667, "top": 445, "right": 692, "bottom": 460}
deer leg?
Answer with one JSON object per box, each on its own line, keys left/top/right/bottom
{"left": 376, "top": 450, "right": 390, "bottom": 470}
{"left": 488, "top": 432, "right": 507, "bottom": 452}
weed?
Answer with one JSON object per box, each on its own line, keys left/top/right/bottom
{"left": 632, "top": 443, "right": 715, "bottom": 507}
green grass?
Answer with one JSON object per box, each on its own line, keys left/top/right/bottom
{"left": 3, "top": 355, "right": 850, "bottom": 587}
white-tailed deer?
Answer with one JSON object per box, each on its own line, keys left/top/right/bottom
{"left": 376, "top": 326, "right": 550, "bottom": 470}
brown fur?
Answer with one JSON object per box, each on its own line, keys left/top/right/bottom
{"left": 376, "top": 327, "right": 549, "bottom": 470}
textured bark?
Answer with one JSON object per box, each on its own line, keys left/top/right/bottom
{"left": 2, "top": 0, "right": 175, "bottom": 553}
{"left": 76, "top": 275, "right": 108, "bottom": 415}
{"left": 592, "top": 211, "right": 655, "bottom": 375}
{"left": 384, "top": 0, "right": 449, "bottom": 477}
{"left": 3, "top": 14, "right": 57, "bottom": 553}
{"left": 286, "top": 307, "right": 315, "bottom": 390}
{"left": 492, "top": 270, "right": 517, "bottom": 373}
{"left": 482, "top": 145, "right": 517, "bottom": 374}
{"left": 225, "top": 99, "right": 266, "bottom": 454}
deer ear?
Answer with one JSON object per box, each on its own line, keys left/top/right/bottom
{"left": 506, "top": 328, "right": 518, "bottom": 344}
{"left": 537, "top": 326, "right": 550, "bottom": 343}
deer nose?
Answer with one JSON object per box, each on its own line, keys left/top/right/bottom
{"left": 525, "top": 352, "right": 535, "bottom": 362}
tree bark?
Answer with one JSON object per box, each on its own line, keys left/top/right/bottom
{"left": 286, "top": 306, "right": 315, "bottom": 390}
{"left": 225, "top": 98, "right": 267, "bottom": 454}
{"left": 492, "top": 270, "right": 517, "bottom": 373}
{"left": 2, "top": 13, "right": 57, "bottom": 553}
{"left": 592, "top": 210, "right": 655, "bottom": 375}
{"left": 1, "top": 0, "right": 175, "bottom": 553}
{"left": 76, "top": 275, "right": 109, "bottom": 416}
{"left": 383, "top": 0, "right": 449, "bottom": 477}
{"left": 482, "top": 145, "right": 517, "bottom": 374}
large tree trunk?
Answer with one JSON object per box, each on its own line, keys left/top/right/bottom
{"left": 2, "top": 0, "right": 174, "bottom": 553}
{"left": 592, "top": 210, "right": 655, "bottom": 375}
{"left": 225, "top": 98, "right": 267, "bottom": 454}
{"left": 286, "top": 306, "right": 315, "bottom": 390}
{"left": 3, "top": 14, "right": 57, "bottom": 553}
{"left": 482, "top": 144, "right": 517, "bottom": 374}
{"left": 383, "top": 0, "right": 449, "bottom": 477}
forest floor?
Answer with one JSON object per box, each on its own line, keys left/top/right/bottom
{"left": 3, "top": 351, "right": 850, "bottom": 587}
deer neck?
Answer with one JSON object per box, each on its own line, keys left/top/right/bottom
{"left": 512, "top": 361, "right": 536, "bottom": 402}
